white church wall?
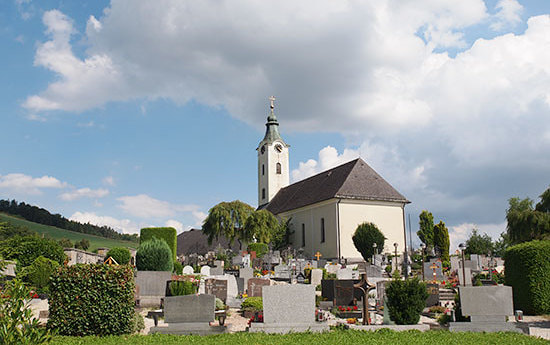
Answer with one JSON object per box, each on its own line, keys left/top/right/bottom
{"left": 279, "top": 199, "right": 338, "bottom": 259}
{"left": 338, "top": 200, "right": 406, "bottom": 259}
{"left": 257, "top": 140, "right": 289, "bottom": 206}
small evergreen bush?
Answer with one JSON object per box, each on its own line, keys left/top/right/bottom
{"left": 136, "top": 237, "right": 173, "bottom": 272}
{"left": 19, "top": 255, "right": 60, "bottom": 293}
{"left": 106, "top": 247, "right": 131, "bottom": 265}
{"left": 241, "top": 297, "right": 263, "bottom": 311}
{"left": 48, "top": 264, "right": 135, "bottom": 336}
{"left": 386, "top": 277, "right": 428, "bottom": 325}
{"left": 247, "top": 243, "right": 268, "bottom": 258}
{"left": 504, "top": 240, "right": 550, "bottom": 314}
{"left": 352, "top": 222, "right": 385, "bottom": 261}
{"left": 140, "top": 227, "right": 177, "bottom": 261}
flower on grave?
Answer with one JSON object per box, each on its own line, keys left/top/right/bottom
{"left": 338, "top": 306, "right": 345, "bottom": 311}
{"left": 347, "top": 307, "right": 352, "bottom": 311}
{"left": 353, "top": 305, "right": 358, "bottom": 311}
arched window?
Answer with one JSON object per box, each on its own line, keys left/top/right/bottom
{"left": 262, "top": 188, "right": 266, "bottom": 199}
{"left": 262, "top": 164, "right": 265, "bottom": 175}
{"left": 276, "top": 163, "right": 282, "bottom": 174}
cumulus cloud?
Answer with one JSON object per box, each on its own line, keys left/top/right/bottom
{"left": 59, "top": 187, "right": 109, "bottom": 201}
{"left": 69, "top": 211, "right": 140, "bottom": 234}
{"left": 491, "top": 0, "right": 523, "bottom": 31}
{"left": 448, "top": 222, "right": 506, "bottom": 253}
{"left": 117, "top": 194, "right": 205, "bottom": 225}
{"left": 165, "top": 219, "right": 184, "bottom": 233}
{"left": 0, "top": 173, "right": 67, "bottom": 195}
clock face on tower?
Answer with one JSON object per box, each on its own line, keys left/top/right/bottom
{"left": 275, "top": 144, "right": 283, "bottom": 153}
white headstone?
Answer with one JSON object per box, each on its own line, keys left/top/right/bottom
{"left": 182, "top": 265, "right": 194, "bottom": 275}
{"left": 336, "top": 268, "right": 353, "bottom": 280}
{"left": 458, "top": 267, "right": 472, "bottom": 286}
{"left": 310, "top": 269, "right": 323, "bottom": 286}
{"left": 325, "top": 263, "right": 341, "bottom": 275}
{"left": 200, "top": 266, "right": 211, "bottom": 276}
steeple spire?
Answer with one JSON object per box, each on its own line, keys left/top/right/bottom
{"left": 262, "top": 96, "right": 284, "bottom": 143}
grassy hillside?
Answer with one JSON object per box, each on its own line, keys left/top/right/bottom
{"left": 0, "top": 213, "right": 137, "bottom": 251}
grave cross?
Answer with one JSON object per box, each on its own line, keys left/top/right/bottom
{"left": 429, "top": 262, "right": 438, "bottom": 283}
{"left": 353, "top": 273, "right": 375, "bottom": 325}
{"left": 314, "top": 251, "right": 322, "bottom": 260}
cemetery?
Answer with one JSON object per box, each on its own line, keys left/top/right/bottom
{"left": 2, "top": 202, "right": 550, "bottom": 344}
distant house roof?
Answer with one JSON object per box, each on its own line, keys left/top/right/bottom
{"left": 176, "top": 228, "right": 242, "bottom": 256}
{"left": 264, "top": 158, "right": 409, "bottom": 215}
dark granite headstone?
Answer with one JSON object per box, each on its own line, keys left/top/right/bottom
{"left": 425, "top": 283, "right": 440, "bottom": 307}
{"left": 236, "top": 277, "right": 245, "bottom": 294}
{"left": 247, "top": 278, "right": 270, "bottom": 297}
{"left": 205, "top": 279, "right": 228, "bottom": 302}
{"left": 321, "top": 279, "right": 335, "bottom": 301}
{"left": 334, "top": 280, "right": 355, "bottom": 306}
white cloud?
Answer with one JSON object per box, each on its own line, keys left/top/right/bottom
{"left": 102, "top": 176, "right": 115, "bottom": 186}
{"left": 165, "top": 219, "right": 184, "bottom": 233}
{"left": 69, "top": 211, "right": 140, "bottom": 234}
{"left": 448, "top": 222, "right": 506, "bottom": 253}
{"left": 0, "top": 173, "right": 67, "bottom": 195}
{"left": 117, "top": 194, "right": 204, "bottom": 220}
{"left": 59, "top": 187, "right": 109, "bottom": 201}
{"left": 491, "top": 0, "right": 523, "bottom": 31}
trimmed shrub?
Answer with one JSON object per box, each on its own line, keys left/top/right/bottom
{"left": 386, "top": 277, "right": 428, "bottom": 325}
{"left": 19, "top": 255, "right": 60, "bottom": 292}
{"left": 106, "top": 247, "right": 131, "bottom": 265}
{"left": 140, "top": 227, "right": 177, "bottom": 261}
{"left": 352, "top": 222, "right": 385, "bottom": 261}
{"left": 0, "top": 236, "right": 65, "bottom": 267}
{"left": 241, "top": 297, "right": 263, "bottom": 311}
{"left": 504, "top": 240, "right": 550, "bottom": 315}
{"left": 136, "top": 238, "right": 173, "bottom": 272}
{"left": 247, "top": 243, "right": 268, "bottom": 258}
{"left": 48, "top": 264, "right": 135, "bottom": 336}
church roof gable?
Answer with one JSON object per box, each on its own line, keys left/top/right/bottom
{"left": 264, "top": 158, "right": 408, "bottom": 214}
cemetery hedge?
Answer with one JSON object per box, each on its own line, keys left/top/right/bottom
{"left": 48, "top": 330, "right": 547, "bottom": 345}
{"left": 504, "top": 240, "right": 550, "bottom": 314}
{"left": 48, "top": 264, "right": 135, "bottom": 336}
{"left": 136, "top": 237, "right": 173, "bottom": 272}
{"left": 140, "top": 227, "right": 177, "bottom": 261}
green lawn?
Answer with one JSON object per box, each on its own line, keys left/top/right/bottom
{"left": 0, "top": 213, "right": 137, "bottom": 251}
{"left": 49, "top": 330, "right": 547, "bottom": 345}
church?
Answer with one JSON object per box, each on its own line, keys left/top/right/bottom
{"left": 257, "top": 98, "right": 410, "bottom": 261}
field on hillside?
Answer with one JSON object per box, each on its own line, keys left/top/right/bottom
{"left": 0, "top": 213, "right": 137, "bottom": 250}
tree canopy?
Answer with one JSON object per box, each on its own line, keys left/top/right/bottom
{"left": 202, "top": 200, "right": 255, "bottom": 245}
{"left": 417, "top": 210, "right": 434, "bottom": 250}
{"left": 352, "top": 222, "right": 385, "bottom": 262}
{"left": 506, "top": 189, "right": 550, "bottom": 244}
{"left": 243, "top": 209, "right": 283, "bottom": 244}
{"left": 433, "top": 221, "right": 450, "bottom": 262}
{"left": 465, "top": 228, "right": 494, "bottom": 255}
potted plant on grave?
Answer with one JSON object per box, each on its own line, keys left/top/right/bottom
{"left": 241, "top": 296, "right": 263, "bottom": 319}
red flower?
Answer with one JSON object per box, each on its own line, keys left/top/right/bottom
{"left": 338, "top": 306, "right": 344, "bottom": 311}
{"left": 347, "top": 307, "right": 352, "bottom": 311}
{"left": 353, "top": 306, "right": 358, "bottom": 310}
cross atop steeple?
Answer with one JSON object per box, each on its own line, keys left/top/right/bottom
{"left": 269, "top": 96, "right": 276, "bottom": 111}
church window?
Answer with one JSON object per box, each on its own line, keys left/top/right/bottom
{"left": 262, "top": 164, "right": 265, "bottom": 175}
{"left": 321, "top": 218, "right": 325, "bottom": 243}
{"left": 302, "top": 223, "right": 306, "bottom": 247}
{"left": 276, "top": 163, "right": 281, "bottom": 174}
{"left": 262, "top": 188, "right": 266, "bottom": 199}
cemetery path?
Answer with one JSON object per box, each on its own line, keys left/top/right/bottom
{"left": 226, "top": 308, "right": 250, "bottom": 333}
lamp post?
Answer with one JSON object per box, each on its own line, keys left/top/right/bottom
{"left": 372, "top": 243, "right": 377, "bottom": 264}
{"left": 420, "top": 243, "right": 426, "bottom": 281}
{"left": 459, "top": 243, "right": 467, "bottom": 286}
{"left": 393, "top": 242, "right": 398, "bottom": 275}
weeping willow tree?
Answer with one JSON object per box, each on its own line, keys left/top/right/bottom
{"left": 506, "top": 192, "right": 550, "bottom": 244}
{"left": 202, "top": 200, "right": 255, "bottom": 247}
{"left": 243, "top": 209, "right": 281, "bottom": 243}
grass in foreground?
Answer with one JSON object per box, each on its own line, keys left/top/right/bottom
{"left": 0, "top": 213, "right": 137, "bottom": 251}
{"left": 49, "top": 330, "right": 548, "bottom": 345}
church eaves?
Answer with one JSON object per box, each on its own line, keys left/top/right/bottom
{"left": 264, "top": 158, "right": 409, "bottom": 215}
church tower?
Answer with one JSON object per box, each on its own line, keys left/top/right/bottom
{"left": 257, "top": 96, "right": 290, "bottom": 208}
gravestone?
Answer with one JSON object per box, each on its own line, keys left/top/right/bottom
{"left": 376, "top": 281, "right": 388, "bottom": 305}
{"left": 200, "top": 266, "right": 211, "bottom": 276}
{"left": 296, "top": 272, "right": 306, "bottom": 284}
{"left": 232, "top": 255, "right": 243, "bottom": 266}
{"left": 310, "top": 269, "right": 323, "bottom": 286}
{"left": 425, "top": 283, "right": 440, "bottom": 307}
{"left": 247, "top": 278, "right": 271, "bottom": 297}
{"left": 458, "top": 267, "right": 472, "bottom": 286}
{"left": 205, "top": 279, "right": 228, "bottom": 302}
{"left": 450, "top": 256, "right": 460, "bottom": 272}
{"left": 449, "top": 286, "right": 524, "bottom": 333}
{"left": 317, "top": 259, "right": 327, "bottom": 268}
{"left": 151, "top": 294, "right": 224, "bottom": 335}
{"left": 236, "top": 277, "right": 245, "bottom": 295}
{"left": 274, "top": 264, "right": 290, "bottom": 279}
{"left": 210, "top": 266, "right": 224, "bottom": 276}
{"left": 334, "top": 280, "right": 355, "bottom": 306}
{"left": 423, "top": 261, "right": 444, "bottom": 281}
{"left": 239, "top": 267, "right": 254, "bottom": 291}
{"left": 182, "top": 265, "right": 194, "bottom": 275}
{"left": 135, "top": 271, "right": 172, "bottom": 307}
{"left": 470, "top": 254, "right": 481, "bottom": 271}
{"left": 248, "top": 285, "right": 329, "bottom": 333}
{"left": 337, "top": 268, "right": 353, "bottom": 280}
{"left": 325, "top": 263, "right": 341, "bottom": 275}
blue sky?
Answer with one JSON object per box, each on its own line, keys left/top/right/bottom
{"left": 1, "top": 0, "right": 549, "bottom": 251}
